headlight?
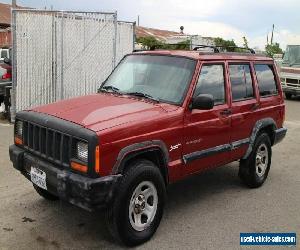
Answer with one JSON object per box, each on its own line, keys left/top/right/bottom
{"left": 15, "top": 120, "right": 23, "bottom": 145}
{"left": 76, "top": 141, "right": 88, "bottom": 162}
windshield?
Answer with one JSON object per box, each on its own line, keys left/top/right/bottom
{"left": 101, "top": 55, "right": 196, "bottom": 105}
{"left": 283, "top": 45, "right": 300, "bottom": 67}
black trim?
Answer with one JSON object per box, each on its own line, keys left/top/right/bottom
{"left": 274, "top": 127, "right": 287, "bottom": 145}
{"left": 243, "top": 118, "right": 277, "bottom": 159}
{"left": 183, "top": 144, "right": 231, "bottom": 164}
{"left": 111, "top": 140, "right": 169, "bottom": 183}
{"left": 15, "top": 111, "right": 99, "bottom": 177}
{"left": 9, "top": 145, "right": 121, "bottom": 211}
{"left": 183, "top": 138, "right": 250, "bottom": 164}
{"left": 231, "top": 138, "right": 251, "bottom": 149}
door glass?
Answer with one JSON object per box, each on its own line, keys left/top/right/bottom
{"left": 254, "top": 64, "right": 278, "bottom": 97}
{"left": 194, "top": 64, "right": 225, "bottom": 105}
{"left": 229, "top": 64, "right": 254, "bottom": 101}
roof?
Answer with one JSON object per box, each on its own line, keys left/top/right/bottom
{"left": 135, "top": 26, "right": 181, "bottom": 41}
{"left": 0, "top": 3, "right": 12, "bottom": 27}
{"left": 133, "top": 50, "right": 272, "bottom": 61}
{"left": 0, "top": 3, "right": 29, "bottom": 28}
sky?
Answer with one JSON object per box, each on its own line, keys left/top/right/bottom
{"left": 2, "top": 0, "right": 300, "bottom": 49}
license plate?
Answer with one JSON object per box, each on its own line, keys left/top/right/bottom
{"left": 30, "top": 167, "right": 47, "bottom": 190}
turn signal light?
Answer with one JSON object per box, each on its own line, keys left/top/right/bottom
{"left": 95, "top": 146, "right": 100, "bottom": 173}
{"left": 14, "top": 137, "right": 23, "bottom": 145}
{"left": 71, "top": 161, "right": 87, "bottom": 173}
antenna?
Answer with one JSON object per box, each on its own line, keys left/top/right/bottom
{"left": 271, "top": 24, "right": 274, "bottom": 44}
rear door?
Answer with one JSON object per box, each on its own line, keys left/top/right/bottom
{"left": 227, "top": 62, "right": 259, "bottom": 160}
{"left": 183, "top": 62, "right": 232, "bottom": 175}
{"left": 253, "top": 63, "right": 283, "bottom": 128}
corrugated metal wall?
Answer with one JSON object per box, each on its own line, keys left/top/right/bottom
{"left": 11, "top": 9, "right": 134, "bottom": 121}
{"left": 116, "top": 21, "right": 135, "bottom": 64}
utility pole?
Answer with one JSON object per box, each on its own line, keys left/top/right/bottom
{"left": 12, "top": 0, "right": 16, "bottom": 8}
{"left": 270, "top": 24, "right": 274, "bottom": 45}
{"left": 137, "top": 15, "right": 140, "bottom": 26}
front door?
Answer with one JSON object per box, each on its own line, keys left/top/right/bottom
{"left": 183, "top": 63, "right": 232, "bottom": 176}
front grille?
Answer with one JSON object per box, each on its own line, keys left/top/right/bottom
{"left": 23, "top": 121, "right": 72, "bottom": 167}
{"left": 286, "top": 78, "right": 300, "bottom": 87}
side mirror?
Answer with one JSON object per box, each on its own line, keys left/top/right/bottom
{"left": 191, "top": 94, "right": 214, "bottom": 110}
{"left": 3, "top": 57, "right": 11, "bottom": 65}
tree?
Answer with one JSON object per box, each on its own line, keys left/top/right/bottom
{"left": 136, "top": 36, "right": 163, "bottom": 50}
{"left": 213, "top": 37, "right": 237, "bottom": 51}
{"left": 265, "top": 43, "right": 283, "bottom": 57}
{"left": 136, "top": 36, "right": 190, "bottom": 50}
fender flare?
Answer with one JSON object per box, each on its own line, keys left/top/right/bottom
{"left": 242, "top": 118, "right": 277, "bottom": 159}
{"left": 111, "top": 140, "right": 169, "bottom": 182}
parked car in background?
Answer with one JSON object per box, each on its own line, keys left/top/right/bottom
{"left": 9, "top": 47, "right": 287, "bottom": 246}
{"left": 0, "top": 47, "right": 10, "bottom": 63}
{"left": 280, "top": 45, "right": 300, "bottom": 99}
{"left": 0, "top": 55, "right": 12, "bottom": 117}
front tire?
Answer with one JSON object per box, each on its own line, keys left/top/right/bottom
{"left": 285, "top": 93, "right": 293, "bottom": 100}
{"left": 239, "top": 133, "right": 272, "bottom": 188}
{"left": 106, "top": 159, "right": 166, "bottom": 246}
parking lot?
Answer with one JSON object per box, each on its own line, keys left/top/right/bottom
{"left": 0, "top": 99, "right": 299, "bottom": 250}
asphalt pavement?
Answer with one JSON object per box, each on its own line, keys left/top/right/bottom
{"left": 0, "top": 99, "right": 299, "bottom": 250}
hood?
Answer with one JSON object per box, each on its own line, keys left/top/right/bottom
{"left": 31, "top": 93, "right": 177, "bottom": 132}
{"left": 281, "top": 67, "right": 300, "bottom": 75}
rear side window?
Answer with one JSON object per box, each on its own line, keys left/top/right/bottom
{"left": 254, "top": 64, "right": 278, "bottom": 97}
{"left": 194, "top": 64, "right": 225, "bottom": 105}
{"left": 229, "top": 64, "right": 254, "bottom": 101}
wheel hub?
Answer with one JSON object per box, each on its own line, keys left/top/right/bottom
{"left": 129, "top": 181, "right": 158, "bottom": 232}
{"left": 134, "top": 194, "right": 146, "bottom": 214}
{"left": 255, "top": 143, "right": 268, "bottom": 177}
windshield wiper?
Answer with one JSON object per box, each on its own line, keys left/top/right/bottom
{"left": 125, "top": 92, "right": 160, "bottom": 102}
{"left": 98, "top": 85, "right": 121, "bottom": 94}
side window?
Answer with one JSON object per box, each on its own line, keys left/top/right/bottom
{"left": 194, "top": 64, "right": 225, "bottom": 105}
{"left": 254, "top": 64, "right": 278, "bottom": 97}
{"left": 229, "top": 64, "right": 254, "bottom": 101}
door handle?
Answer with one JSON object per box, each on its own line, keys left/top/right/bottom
{"left": 220, "top": 109, "right": 232, "bottom": 116}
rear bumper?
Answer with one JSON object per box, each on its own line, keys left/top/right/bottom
{"left": 274, "top": 127, "right": 287, "bottom": 145}
{"left": 9, "top": 145, "right": 122, "bottom": 211}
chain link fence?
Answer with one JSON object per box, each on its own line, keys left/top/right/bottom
{"left": 11, "top": 9, "right": 135, "bottom": 122}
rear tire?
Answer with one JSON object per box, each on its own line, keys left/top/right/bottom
{"left": 239, "top": 133, "right": 272, "bottom": 188}
{"left": 105, "top": 159, "right": 166, "bottom": 246}
{"left": 285, "top": 93, "right": 293, "bottom": 100}
{"left": 33, "top": 185, "right": 59, "bottom": 201}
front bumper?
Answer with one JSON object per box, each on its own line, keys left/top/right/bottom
{"left": 282, "top": 86, "right": 300, "bottom": 95}
{"left": 274, "top": 127, "right": 287, "bottom": 145}
{"left": 9, "top": 145, "right": 122, "bottom": 211}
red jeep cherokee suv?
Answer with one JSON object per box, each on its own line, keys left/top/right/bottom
{"left": 9, "top": 47, "right": 287, "bottom": 246}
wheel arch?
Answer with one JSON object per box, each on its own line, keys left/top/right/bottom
{"left": 111, "top": 140, "right": 169, "bottom": 185}
{"left": 243, "top": 118, "right": 277, "bottom": 159}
